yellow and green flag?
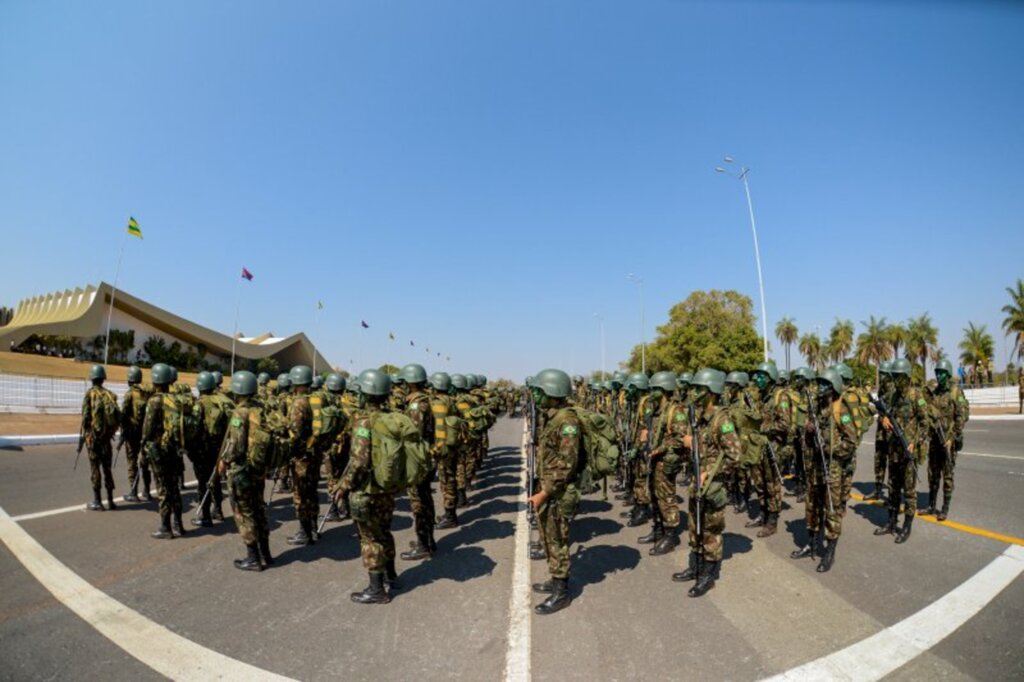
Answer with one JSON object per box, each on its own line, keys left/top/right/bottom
{"left": 127, "top": 216, "right": 142, "bottom": 239}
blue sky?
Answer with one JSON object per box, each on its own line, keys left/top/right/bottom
{"left": 2, "top": 1, "right": 1022, "bottom": 380}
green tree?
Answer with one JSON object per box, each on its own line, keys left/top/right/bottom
{"left": 775, "top": 317, "right": 799, "bottom": 371}
{"left": 905, "top": 313, "right": 939, "bottom": 377}
{"left": 624, "top": 290, "right": 763, "bottom": 373}
{"left": 826, "top": 319, "right": 854, "bottom": 364}
{"left": 959, "top": 322, "right": 994, "bottom": 385}
{"left": 798, "top": 333, "right": 823, "bottom": 371}
{"left": 379, "top": 363, "right": 400, "bottom": 375}
{"left": 1002, "top": 278, "right": 1024, "bottom": 363}
{"left": 886, "top": 323, "right": 907, "bottom": 359}
{"left": 856, "top": 315, "right": 890, "bottom": 387}
{"left": 256, "top": 357, "right": 280, "bottom": 376}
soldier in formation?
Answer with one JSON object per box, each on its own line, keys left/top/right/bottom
{"left": 78, "top": 364, "right": 121, "bottom": 511}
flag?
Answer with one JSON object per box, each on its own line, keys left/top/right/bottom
{"left": 317, "top": 301, "right": 324, "bottom": 310}
{"left": 388, "top": 332, "right": 395, "bottom": 341}
{"left": 409, "top": 340, "right": 414, "bottom": 347}
{"left": 241, "top": 267, "right": 254, "bottom": 281}
{"left": 127, "top": 217, "right": 142, "bottom": 239}
{"left": 361, "top": 320, "right": 369, "bottom": 329}
{"left": 437, "top": 352, "right": 441, "bottom": 357}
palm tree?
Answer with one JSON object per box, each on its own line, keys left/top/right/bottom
{"left": 906, "top": 313, "right": 939, "bottom": 377}
{"left": 798, "top": 333, "right": 823, "bottom": 371}
{"left": 775, "top": 317, "right": 799, "bottom": 371}
{"left": 856, "top": 316, "right": 890, "bottom": 387}
{"left": 886, "top": 323, "right": 907, "bottom": 359}
{"left": 1002, "top": 278, "right": 1024, "bottom": 363}
{"left": 959, "top": 322, "right": 994, "bottom": 386}
{"left": 827, "top": 318, "right": 855, "bottom": 364}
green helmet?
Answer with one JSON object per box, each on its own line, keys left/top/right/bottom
{"left": 151, "top": 363, "right": 173, "bottom": 386}
{"left": 311, "top": 376, "right": 324, "bottom": 390}
{"left": 391, "top": 373, "right": 405, "bottom": 386}
{"left": 230, "top": 370, "right": 258, "bottom": 396}
{"left": 524, "top": 376, "right": 534, "bottom": 387}
{"left": 625, "top": 372, "right": 649, "bottom": 390}
{"left": 831, "top": 362, "right": 854, "bottom": 382}
{"left": 277, "top": 373, "right": 292, "bottom": 390}
{"left": 465, "top": 373, "right": 479, "bottom": 388}
{"left": 677, "top": 372, "right": 693, "bottom": 386}
{"left": 753, "top": 361, "right": 779, "bottom": 383}
{"left": 88, "top": 364, "right": 106, "bottom": 381}
{"left": 792, "top": 366, "right": 815, "bottom": 383}
{"left": 289, "top": 365, "right": 313, "bottom": 386}
{"left": 891, "top": 358, "right": 912, "bottom": 376}
{"left": 196, "top": 371, "right": 216, "bottom": 393}
{"left": 325, "top": 373, "right": 346, "bottom": 392}
{"left": 611, "top": 371, "right": 626, "bottom": 388}
{"left": 572, "top": 375, "right": 584, "bottom": 384}
{"left": 692, "top": 368, "right": 726, "bottom": 395}
{"left": 126, "top": 365, "right": 142, "bottom": 384}
{"left": 429, "top": 372, "right": 452, "bottom": 392}
{"left": 358, "top": 369, "right": 392, "bottom": 396}
{"left": 778, "top": 369, "right": 790, "bottom": 384}
{"left": 725, "top": 371, "right": 749, "bottom": 387}
{"left": 257, "top": 372, "right": 271, "bottom": 385}
{"left": 650, "top": 371, "right": 677, "bottom": 392}
{"left": 880, "top": 360, "right": 893, "bottom": 375}
{"left": 935, "top": 358, "right": 953, "bottom": 376}
{"left": 170, "top": 366, "right": 179, "bottom": 383}
{"left": 212, "top": 370, "right": 224, "bottom": 386}
{"left": 533, "top": 369, "right": 572, "bottom": 398}
{"left": 399, "top": 363, "right": 428, "bottom": 385}
{"left": 451, "top": 374, "right": 468, "bottom": 390}
{"left": 478, "top": 375, "right": 488, "bottom": 386}
{"left": 346, "top": 376, "right": 361, "bottom": 394}
{"left": 818, "top": 367, "right": 844, "bottom": 394}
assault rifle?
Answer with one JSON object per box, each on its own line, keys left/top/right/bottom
{"left": 74, "top": 424, "right": 85, "bottom": 471}
{"left": 870, "top": 394, "right": 917, "bottom": 471}
{"left": 741, "top": 391, "right": 784, "bottom": 487}
{"left": 526, "top": 392, "right": 539, "bottom": 559}
{"left": 804, "top": 388, "right": 835, "bottom": 515}
{"left": 642, "top": 410, "right": 657, "bottom": 523}
{"left": 113, "top": 432, "right": 125, "bottom": 470}
{"left": 687, "top": 404, "right": 703, "bottom": 569}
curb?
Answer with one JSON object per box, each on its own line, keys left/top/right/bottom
{"left": 0, "top": 434, "right": 78, "bottom": 448}
{"left": 969, "top": 415, "right": 1024, "bottom": 422}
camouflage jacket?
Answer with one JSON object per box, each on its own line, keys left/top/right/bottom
{"left": 405, "top": 389, "right": 435, "bottom": 445}
{"left": 884, "top": 386, "right": 931, "bottom": 462}
{"left": 120, "top": 384, "right": 149, "bottom": 442}
{"left": 538, "top": 406, "right": 582, "bottom": 499}
{"left": 926, "top": 381, "right": 969, "bottom": 445}
{"left": 810, "top": 395, "right": 860, "bottom": 461}
{"left": 337, "top": 403, "right": 384, "bottom": 495}
{"left": 287, "top": 392, "right": 313, "bottom": 458}
{"left": 81, "top": 385, "right": 121, "bottom": 441}
{"left": 760, "top": 386, "right": 793, "bottom": 445}
{"left": 692, "top": 402, "right": 743, "bottom": 488}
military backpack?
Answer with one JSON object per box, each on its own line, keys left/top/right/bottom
{"left": 367, "top": 412, "right": 431, "bottom": 493}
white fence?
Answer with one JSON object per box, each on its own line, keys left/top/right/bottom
{"left": 961, "top": 385, "right": 1020, "bottom": 407}
{"left": 0, "top": 373, "right": 130, "bottom": 414}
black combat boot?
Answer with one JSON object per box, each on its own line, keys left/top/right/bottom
{"left": 937, "top": 497, "right": 951, "bottom": 522}
{"left": 688, "top": 560, "right": 717, "bottom": 597}
{"left": 672, "top": 552, "right": 700, "bottom": 582}
{"left": 924, "top": 488, "right": 938, "bottom": 516}
{"left": 649, "top": 531, "right": 679, "bottom": 556}
{"left": 401, "top": 529, "right": 433, "bottom": 561}
{"left": 142, "top": 471, "right": 154, "bottom": 501}
{"left": 757, "top": 512, "right": 779, "bottom": 538}
{"left": 865, "top": 482, "right": 884, "bottom": 501}
{"left": 321, "top": 505, "right": 342, "bottom": 524}
{"left": 258, "top": 533, "right": 274, "bottom": 566}
{"left": 745, "top": 512, "right": 765, "bottom": 528}
{"left": 790, "top": 534, "right": 818, "bottom": 559}
{"left": 436, "top": 509, "right": 458, "bottom": 529}
{"left": 305, "top": 519, "right": 317, "bottom": 544}
{"left": 895, "top": 515, "right": 913, "bottom": 544}
{"left": 151, "top": 513, "right": 172, "bottom": 539}
{"left": 337, "top": 497, "right": 351, "bottom": 520}
{"left": 637, "top": 519, "right": 663, "bottom": 544}
{"left": 532, "top": 579, "right": 556, "bottom": 594}
{"left": 611, "top": 480, "right": 625, "bottom": 493}
{"left": 385, "top": 559, "right": 400, "bottom": 590}
{"left": 455, "top": 488, "right": 467, "bottom": 508}
{"left": 816, "top": 538, "right": 838, "bottom": 573}
{"left": 173, "top": 510, "right": 187, "bottom": 535}
{"left": 534, "top": 577, "right": 571, "bottom": 615}
{"left": 124, "top": 478, "right": 140, "bottom": 502}
{"left": 529, "top": 542, "right": 547, "bottom": 561}
{"left": 735, "top": 490, "right": 748, "bottom": 514}
{"left": 234, "top": 543, "right": 263, "bottom": 572}
{"left": 88, "top": 488, "right": 104, "bottom": 511}
{"left": 350, "top": 572, "right": 390, "bottom": 604}
{"left": 287, "top": 521, "right": 312, "bottom": 546}
{"left": 211, "top": 503, "right": 224, "bottom": 522}
{"left": 106, "top": 488, "right": 117, "bottom": 510}
{"left": 626, "top": 504, "right": 651, "bottom": 528}
{"left": 874, "top": 510, "right": 898, "bottom": 536}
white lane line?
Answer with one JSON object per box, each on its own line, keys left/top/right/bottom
{"left": 960, "top": 451, "right": 1024, "bottom": 461}
{"left": 763, "top": 544, "right": 1024, "bottom": 681}
{"left": 11, "top": 480, "right": 200, "bottom": 522}
{"left": 502, "top": 420, "right": 531, "bottom": 682}
{"left": 0, "top": 503, "right": 295, "bottom": 681}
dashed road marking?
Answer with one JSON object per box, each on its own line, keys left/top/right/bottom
{"left": 502, "top": 421, "right": 531, "bottom": 682}
{"left": 11, "top": 480, "right": 199, "bottom": 522}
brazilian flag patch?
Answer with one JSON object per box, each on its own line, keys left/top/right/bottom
{"left": 230, "top": 417, "right": 242, "bottom": 428}
{"left": 561, "top": 424, "right": 578, "bottom": 436}
{"left": 917, "top": 398, "right": 927, "bottom": 407}
{"left": 841, "top": 414, "right": 851, "bottom": 424}
{"left": 780, "top": 401, "right": 789, "bottom": 409}
{"left": 355, "top": 426, "right": 370, "bottom": 439}
{"left": 721, "top": 422, "right": 735, "bottom": 434}
{"left": 675, "top": 413, "right": 687, "bottom": 422}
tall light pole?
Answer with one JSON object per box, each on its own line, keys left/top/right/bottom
{"left": 716, "top": 157, "right": 769, "bottom": 361}
{"left": 627, "top": 273, "right": 646, "bottom": 374}
{"left": 594, "top": 313, "right": 606, "bottom": 379}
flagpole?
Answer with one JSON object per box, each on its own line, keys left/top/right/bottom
{"left": 313, "top": 303, "right": 321, "bottom": 375}
{"left": 103, "top": 231, "right": 129, "bottom": 367}
{"left": 230, "top": 274, "right": 242, "bottom": 375}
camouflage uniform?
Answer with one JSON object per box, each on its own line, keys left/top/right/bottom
{"left": 287, "top": 391, "right": 318, "bottom": 537}
{"left": 339, "top": 404, "right": 396, "bottom": 573}
{"left": 651, "top": 399, "right": 688, "bottom": 531}
{"left": 194, "top": 391, "right": 231, "bottom": 523}
{"left": 537, "top": 406, "right": 582, "bottom": 580}
{"left": 630, "top": 394, "right": 653, "bottom": 506}
{"left": 141, "top": 388, "right": 184, "bottom": 530}
{"left": 883, "top": 385, "right": 931, "bottom": 522}
{"left": 404, "top": 388, "right": 437, "bottom": 552}
{"left": 757, "top": 386, "right": 792, "bottom": 528}
{"left": 804, "top": 396, "right": 860, "bottom": 542}
{"left": 687, "top": 404, "right": 742, "bottom": 562}
{"left": 729, "top": 385, "right": 763, "bottom": 513}
{"left": 431, "top": 391, "right": 459, "bottom": 520}
{"left": 925, "top": 380, "right": 969, "bottom": 514}
{"left": 80, "top": 384, "right": 120, "bottom": 497}
{"left": 455, "top": 391, "right": 482, "bottom": 497}
{"left": 220, "top": 400, "right": 270, "bottom": 554}
{"left": 872, "top": 375, "right": 895, "bottom": 497}
{"left": 120, "top": 382, "right": 150, "bottom": 497}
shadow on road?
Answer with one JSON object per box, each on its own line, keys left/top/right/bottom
{"left": 569, "top": 543, "right": 642, "bottom": 597}
{"left": 573, "top": 516, "right": 623, "bottom": 542}
{"left": 393, "top": 546, "right": 498, "bottom": 597}
{"left": 722, "top": 531, "right": 753, "bottom": 561}
{"left": 439, "top": 517, "right": 515, "bottom": 549}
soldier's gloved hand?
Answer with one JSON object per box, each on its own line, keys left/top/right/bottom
{"left": 332, "top": 487, "right": 348, "bottom": 506}
{"left": 954, "top": 435, "right": 963, "bottom": 452}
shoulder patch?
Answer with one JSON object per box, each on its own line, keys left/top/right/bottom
{"left": 410, "top": 402, "right": 419, "bottom": 411}
{"left": 780, "top": 401, "right": 789, "bottom": 409}
{"left": 355, "top": 426, "right": 371, "bottom": 439}
{"left": 230, "top": 416, "right": 242, "bottom": 428}
{"left": 841, "top": 414, "right": 851, "bottom": 424}
{"left": 720, "top": 421, "right": 735, "bottom": 434}
{"left": 674, "top": 412, "right": 687, "bottom": 422}
{"left": 917, "top": 398, "right": 927, "bottom": 407}
{"left": 561, "top": 424, "right": 578, "bottom": 437}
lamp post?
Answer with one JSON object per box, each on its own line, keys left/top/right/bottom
{"left": 594, "top": 313, "right": 606, "bottom": 380}
{"left": 716, "top": 157, "right": 769, "bottom": 361}
{"left": 627, "top": 273, "right": 646, "bottom": 374}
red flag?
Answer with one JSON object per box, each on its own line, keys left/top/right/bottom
{"left": 409, "top": 340, "right": 415, "bottom": 347}
{"left": 241, "top": 267, "right": 254, "bottom": 281}
{"left": 361, "top": 320, "right": 369, "bottom": 329}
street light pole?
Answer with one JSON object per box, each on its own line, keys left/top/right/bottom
{"left": 716, "top": 158, "right": 769, "bottom": 361}
{"left": 627, "top": 274, "right": 646, "bottom": 374}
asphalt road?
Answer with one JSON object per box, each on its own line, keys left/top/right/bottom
{"left": 0, "top": 417, "right": 1021, "bottom": 681}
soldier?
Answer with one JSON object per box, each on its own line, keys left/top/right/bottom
{"left": 832, "top": 362, "right": 876, "bottom": 506}
{"left": 120, "top": 365, "right": 150, "bottom": 502}
{"left": 788, "top": 368, "right": 814, "bottom": 502}
{"left": 866, "top": 361, "right": 894, "bottom": 501}
{"left": 790, "top": 368, "right": 861, "bottom": 572}
{"left": 451, "top": 374, "right": 480, "bottom": 507}
{"left": 670, "top": 368, "right": 742, "bottom": 597}
{"left": 430, "top": 373, "right": 461, "bottom": 530}
{"left": 217, "top": 370, "right": 273, "bottom": 571}
{"left": 571, "top": 375, "right": 586, "bottom": 406}
{"left": 399, "top": 364, "right": 438, "bottom": 560}
{"left": 642, "top": 371, "right": 683, "bottom": 555}
{"left": 285, "top": 365, "right": 318, "bottom": 546}
{"left": 79, "top": 364, "right": 121, "bottom": 511}
{"left": 873, "top": 358, "right": 930, "bottom": 543}
{"left": 527, "top": 369, "right": 582, "bottom": 615}
{"left": 191, "top": 371, "right": 229, "bottom": 527}
{"left": 334, "top": 369, "right": 401, "bottom": 604}
{"left": 752, "top": 362, "right": 789, "bottom": 537}
{"left": 141, "top": 363, "right": 186, "bottom": 538}
{"left": 623, "top": 373, "right": 652, "bottom": 527}
{"left": 924, "top": 359, "right": 970, "bottom": 520}
{"left": 271, "top": 373, "right": 292, "bottom": 493}
{"left": 256, "top": 372, "right": 271, "bottom": 401}
{"left": 319, "top": 373, "right": 348, "bottom": 523}
{"left": 723, "top": 371, "right": 758, "bottom": 517}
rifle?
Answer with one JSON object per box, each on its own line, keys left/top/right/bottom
{"left": 870, "top": 393, "right": 917, "bottom": 473}
{"left": 642, "top": 410, "right": 657, "bottom": 521}
{"left": 804, "top": 388, "right": 835, "bottom": 515}
{"left": 74, "top": 425, "right": 85, "bottom": 471}
{"left": 113, "top": 432, "right": 124, "bottom": 470}
{"left": 526, "top": 392, "right": 538, "bottom": 559}
{"left": 191, "top": 465, "right": 221, "bottom": 524}
{"left": 687, "top": 404, "right": 703, "bottom": 570}
{"left": 764, "top": 441, "right": 785, "bottom": 488}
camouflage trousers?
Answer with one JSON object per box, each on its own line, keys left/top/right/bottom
{"left": 457, "top": 439, "right": 480, "bottom": 489}
{"left": 408, "top": 472, "right": 436, "bottom": 539}
{"left": 926, "top": 436, "right": 956, "bottom": 502}
{"left": 650, "top": 457, "right": 680, "bottom": 529}
{"left": 322, "top": 445, "right": 346, "bottom": 497}
{"left": 124, "top": 437, "right": 148, "bottom": 490}
{"left": 887, "top": 451, "right": 920, "bottom": 518}
{"left": 290, "top": 452, "right": 322, "bottom": 527}
{"left": 539, "top": 485, "right": 579, "bottom": 579}
{"left": 874, "top": 435, "right": 889, "bottom": 488}
{"left": 632, "top": 455, "right": 651, "bottom": 505}
{"left": 750, "top": 446, "right": 783, "bottom": 514}
{"left": 151, "top": 451, "right": 183, "bottom": 517}
{"left": 355, "top": 493, "right": 396, "bottom": 573}
{"left": 191, "top": 445, "right": 222, "bottom": 516}
{"left": 227, "top": 469, "right": 266, "bottom": 545}
{"left": 804, "top": 455, "right": 854, "bottom": 541}
{"left": 686, "top": 482, "right": 726, "bottom": 562}
{"left": 438, "top": 450, "right": 459, "bottom": 510}
{"left": 87, "top": 438, "right": 115, "bottom": 491}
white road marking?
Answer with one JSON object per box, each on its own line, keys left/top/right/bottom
{"left": 10, "top": 480, "right": 200, "bottom": 522}
{"left": 0, "top": 504, "right": 295, "bottom": 681}
{"left": 960, "top": 451, "right": 1024, "bottom": 461}
{"left": 502, "top": 421, "right": 531, "bottom": 682}
{"left": 763, "top": 544, "right": 1024, "bottom": 681}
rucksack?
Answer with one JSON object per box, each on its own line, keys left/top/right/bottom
{"left": 88, "top": 388, "right": 120, "bottom": 438}
{"left": 309, "top": 393, "right": 345, "bottom": 446}
{"left": 161, "top": 392, "right": 201, "bottom": 454}
{"left": 243, "top": 407, "right": 290, "bottom": 478}
{"left": 569, "top": 407, "right": 620, "bottom": 484}
{"left": 370, "top": 412, "right": 431, "bottom": 493}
